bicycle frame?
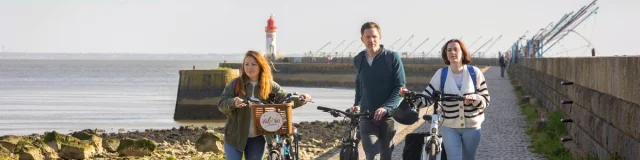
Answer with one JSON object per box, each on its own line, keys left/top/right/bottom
{"left": 341, "top": 114, "right": 360, "bottom": 148}
{"left": 403, "top": 90, "right": 463, "bottom": 160}
{"left": 268, "top": 131, "right": 300, "bottom": 160}
{"left": 317, "top": 106, "right": 372, "bottom": 160}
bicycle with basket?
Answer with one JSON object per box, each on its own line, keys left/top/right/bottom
{"left": 245, "top": 92, "right": 311, "bottom": 160}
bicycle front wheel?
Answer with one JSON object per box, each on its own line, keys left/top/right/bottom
{"left": 269, "top": 151, "right": 282, "bottom": 160}
{"left": 339, "top": 145, "right": 358, "bottom": 160}
{"left": 430, "top": 143, "right": 437, "bottom": 159}
{"left": 420, "top": 143, "right": 437, "bottom": 160}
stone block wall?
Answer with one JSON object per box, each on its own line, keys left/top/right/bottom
{"left": 511, "top": 57, "right": 640, "bottom": 159}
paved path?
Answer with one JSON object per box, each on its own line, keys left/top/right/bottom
{"left": 390, "top": 67, "right": 544, "bottom": 160}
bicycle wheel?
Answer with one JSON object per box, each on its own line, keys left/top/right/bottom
{"left": 429, "top": 143, "right": 437, "bottom": 159}
{"left": 339, "top": 145, "right": 358, "bottom": 160}
{"left": 420, "top": 143, "right": 437, "bottom": 160}
{"left": 269, "top": 151, "right": 282, "bottom": 160}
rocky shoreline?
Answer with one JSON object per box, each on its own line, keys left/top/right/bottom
{"left": 0, "top": 120, "right": 351, "bottom": 160}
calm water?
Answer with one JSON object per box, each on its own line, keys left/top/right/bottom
{"left": 0, "top": 58, "right": 354, "bottom": 135}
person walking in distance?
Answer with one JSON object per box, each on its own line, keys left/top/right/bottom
{"left": 498, "top": 52, "right": 506, "bottom": 77}
{"left": 350, "top": 22, "right": 406, "bottom": 160}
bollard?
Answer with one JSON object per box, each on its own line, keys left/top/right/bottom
{"left": 560, "top": 81, "right": 573, "bottom": 85}
{"left": 561, "top": 100, "right": 574, "bottom": 104}
{"left": 561, "top": 118, "right": 573, "bottom": 123}
{"left": 560, "top": 137, "right": 573, "bottom": 142}
{"left": 521, "top": 96, "right": 531, "bottom": 104}
{"left": 534, "top": 118, "right": 546, "bottom": 132}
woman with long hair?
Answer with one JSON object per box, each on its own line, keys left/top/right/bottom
{"left": 218, "top": 50, "right": 312, "bottom": 160}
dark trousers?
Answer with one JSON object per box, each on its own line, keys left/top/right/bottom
{"left": 359, "top": 117, "right": 396, "bottom": 160}
{"left": 500, "top": 66, "right": 505, "bottom": 77}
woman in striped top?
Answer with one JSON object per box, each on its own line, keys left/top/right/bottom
{"left": 401, "top": 39, "right": 490, "bottom": 160}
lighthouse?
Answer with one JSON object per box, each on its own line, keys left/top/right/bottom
{"left": 265, "top": 15, "right": 277, "bottom": 60}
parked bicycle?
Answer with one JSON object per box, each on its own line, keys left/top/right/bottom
{"left": 316, "top": 106, "right": 374, "bottom": 160}
{"left": 402, "top": 90, "right": 464, "bottom": 160}
{"left": 245, "top": 92, "right": 311, "bottom": 160}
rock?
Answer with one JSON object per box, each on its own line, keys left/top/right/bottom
{"left": 311, "top": 138, "right": 323, "bottom": 145}
{"left": 78, "top": 129, "right": 96, "bottom": 135}
{"left": 195, "top": 130, "right": 224, "bottom": 153}
{"left": 95, "top": 128, "right": 105, "bottom": 133}
{"left": 72, "top": 132, "right": 104, "bottom": 154}
{"left": 0, "top": 153, "right": 17, "bottom": 160}
{"left": 59, "top": 142, "right": 95, "bottom": 160}
{"left": 0, "top": 146, "right": 9, "bottom": 153}
{"left": 0, "top": 135, "right": 22, "bottom": 152}
{"left": 298, "top": 150, "right": 309, "bottom": 159}
{"left": 44, "top": 131, "right": 78, "bottom": 151}
{"left": 116, "top": 139, "right": 156, "bottom": 157}
{"left": 103, "top": 139, "right": 119, "bottom": 153}
{"left": 39, "top": 144, "right": 58, "bottom": 160}
{"left": 44, "top": 131, "right": 96, "bottom": 159}
{"left": 18, "top": 144, "right": 44, "bottom": 160}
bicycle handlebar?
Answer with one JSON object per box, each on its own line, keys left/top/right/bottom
{"left": 317, "top": 106, "right": 373, "bottom": 119}
{"left": 244, "top": 92, "right": 313, "bottom": 105}
{"left": 284, "top": 92, "right": 314, "bottom": 103}
{"left": 403, "top": 90, "right": 465, "bottom": 102}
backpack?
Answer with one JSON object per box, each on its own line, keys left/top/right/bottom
{"left": 354, "top": 49, "right": 397, "bottom": 75}
{"left": 440, "top": 65, "right": 477, "bottom": 93}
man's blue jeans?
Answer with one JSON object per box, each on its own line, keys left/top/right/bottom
{"left": 440, "top": 126, "right": 482, "bottom": 160}
{"left": 223, "top": 136, "right": 266, "bottom": 160}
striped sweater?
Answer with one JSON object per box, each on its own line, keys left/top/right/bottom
{"left": 419, "top": 65, "right": 490, "bottom": 128}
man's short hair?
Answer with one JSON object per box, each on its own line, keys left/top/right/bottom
{"left": 360, "top": 22, "right": 381, "bottom": 36}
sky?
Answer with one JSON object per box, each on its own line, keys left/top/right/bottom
{"left": 0, "top": 0, "right": 638, "bottom": 57}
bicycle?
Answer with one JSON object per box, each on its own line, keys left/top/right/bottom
{"left": 316, "top": 106, "right": 375, "bottom": 160}
{"left": 402, "top": 90, "right": 464, "bottom": 160}
{"left": 245, "top": 92, "right": 311, "bottom": 160}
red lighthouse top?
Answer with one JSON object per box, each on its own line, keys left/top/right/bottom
{"left": 266, "top": 15, "right": 277, "bottom": 31}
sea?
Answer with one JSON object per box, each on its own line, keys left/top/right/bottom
{"left": 0, "top": 53, "right": 353, "bottom": 136}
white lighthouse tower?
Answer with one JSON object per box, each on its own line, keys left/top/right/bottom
{"left": 265, "top": 15, "right": 277, "bottom": 61}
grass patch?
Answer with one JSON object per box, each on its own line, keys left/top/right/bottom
{"left": 509, "top": 73, "right": 574, "bottom": 160}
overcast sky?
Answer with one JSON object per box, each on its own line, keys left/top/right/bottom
{"left": 0, "top": 0, "right": 637, "bottom": 57}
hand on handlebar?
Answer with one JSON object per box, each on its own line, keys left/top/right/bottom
{"left": 374, "top": 107, "right": 387, "bottom": 120}
{"left": 464, "top": 94, "right": 478, "bottom": 105}
{"left": 399, "top": 86, "right": 408, "bottom": 97}
{"left": 349, "top": 106, "right": 360, "bottom": 113}
{"left": 234, "top": 97, "right": 247, "bottom": 108}
{"left": 300, "top": 93, "right": 313, "bottom": 102}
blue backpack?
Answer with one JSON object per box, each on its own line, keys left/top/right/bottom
{"left": 440, "top": 65, "right": 477, "bottom": 93}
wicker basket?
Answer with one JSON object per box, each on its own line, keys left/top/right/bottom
{"left": 251, "top": 102, "right": 294, "bottom": 136}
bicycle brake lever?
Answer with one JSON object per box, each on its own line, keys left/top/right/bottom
{"left": 330, "top": 111, "right": 340, "bottom": 118}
